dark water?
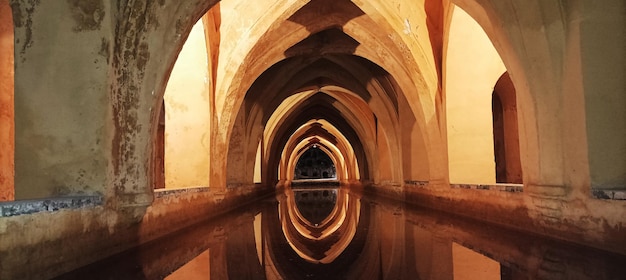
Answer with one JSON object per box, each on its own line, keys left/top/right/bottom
{"left": 58, "top": 186, "right": 626, "bottom": 280}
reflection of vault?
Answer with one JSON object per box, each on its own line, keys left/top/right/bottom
{"left": 277, "top": 186, "right": 360, "bottom": 264}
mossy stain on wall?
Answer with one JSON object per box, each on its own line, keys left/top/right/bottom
{"left": 10, "top": 0, "right": 40, "bottom": 61}
{"left": 67, "top": 0, "right": 105, "bottom": 32}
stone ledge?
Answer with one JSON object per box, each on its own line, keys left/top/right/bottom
{"left": 0, "top": 196, "right": 103, "bottom": 217}
{"left": 154, "top": 186, "right": 210, "bottom": 198}
{"left": 404, "top": 180, "right": 429, "bottom": 187}
{"left": 290, "top": 180, "right": 340, "bottom": 187}
{"left": 450, "top": 183, "right": 524, "bottom": 193}
{"left": 591, "top": 189, "right": 626, "bottom": 200}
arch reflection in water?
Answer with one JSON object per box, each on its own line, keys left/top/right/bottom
{"left": 58, "top": 185, "right": 626, "bottom": 280}
{"left": 293, "top": 188, "right": 338, "bottom": 227}
{"left": 279, "top": 185, "right": 359, "bottom": 264}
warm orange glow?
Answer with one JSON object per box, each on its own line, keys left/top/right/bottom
{"left": 0, "top": 0, "right": 14, "bottom": 201}
{"left": 2, "top": 0, "right": 625, "bottom": 278}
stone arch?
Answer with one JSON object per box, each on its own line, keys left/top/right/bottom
{"left": 228, "top": 52, "right": 408, "bottom": 187}
{"left": 216, "top": 0, "right": 443, "bottom": 189}
{"left": 108, "top": 0, "right": 219, "bottom": 207}
{"left": 266, "top": 96, "right": 373, "bottom": 186}
{"left": 0, "top": 0, "right": 13, "bottom": 201}
{"left": 280, "top": 121, "right": 359, "bottom": 184}
{"left": 110, "top": 0, "right": 578, "bottom": 206}
{"left": 449, "top": 0, "right": 586, "bottom": 191}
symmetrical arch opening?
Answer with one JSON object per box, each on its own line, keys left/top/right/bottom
{"left": 148, "top": 0, "right": 532, "bottom": 191}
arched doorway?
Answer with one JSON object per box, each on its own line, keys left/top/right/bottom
{"left": 294, "top": 146, "right": 336, "bottom": 180}
{"left": 492, "top": 72, "right": 522, "bottom": 184}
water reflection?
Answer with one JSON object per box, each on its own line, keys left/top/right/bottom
{"left": 280, "top": 186, "right": 358, "bottom": 265}
{"left": 293, "top": 188, "right": 338, "bottom": 226}
{"left": 58, "top": 185, "right": 626, "bottom": 280}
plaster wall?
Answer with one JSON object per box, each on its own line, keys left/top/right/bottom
{"left": 163, "top": 21, "right": 211, "bottom": 189}
{"left": 445, "top": 6, "right": 506, "bottom": 184}
{"left": 581, "top": 0, "right": 626, "bottom": 189}
{"left": 12, "top": 0, "right": 110, "bottom": 199}
{"left": 0, "top": 0, "right": 14, "bottom": 201}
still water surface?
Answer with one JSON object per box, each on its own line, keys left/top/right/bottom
{"left": 58, "top": 186, "right": 626, "bottom": 280}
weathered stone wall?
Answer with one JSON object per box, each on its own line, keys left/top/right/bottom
{"left": 12, "top": 0, "right": 110, "bottom": 199}
{"left": 580, "top": 0, "right": 626, "bottom": 190}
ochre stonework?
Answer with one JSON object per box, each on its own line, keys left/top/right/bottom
{"left": 0, "top": 0, "right": 624, "bottom": 278}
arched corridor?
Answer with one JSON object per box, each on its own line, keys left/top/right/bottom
{"left": 0, "top": 0, "right": 624, "bottom": 278}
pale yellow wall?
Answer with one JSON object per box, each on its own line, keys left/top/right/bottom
{"left": 445, "top": 6, "right": 506, "bottom": 184}
{"left": 163, "top": 21, "right": 211, "bottom": 189}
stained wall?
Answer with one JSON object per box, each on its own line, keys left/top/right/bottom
{"left": 12, "top": 0, "right": 110, "bottom": 199}
{"left": 581, "top": 0, "right": 626, "bottom": 190}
